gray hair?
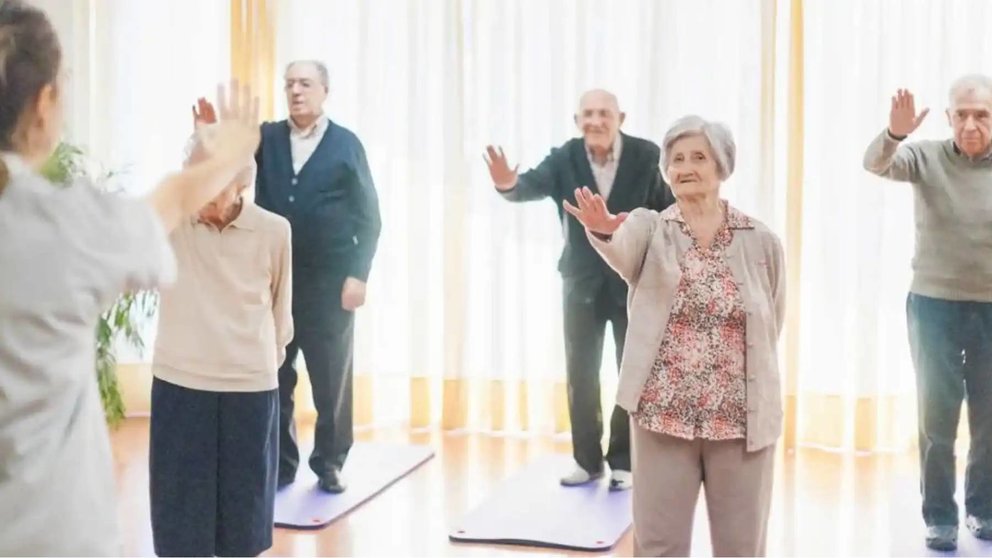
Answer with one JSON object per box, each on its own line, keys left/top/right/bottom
{"left": 949, "top": 74, "right": 992, "bottom": 106}
{"left": 183, "top": 127, "right": 256, "bottom": 187}
{"left": 661, "top": 115, "right": 736, "bottom": 180}
{"left": 286, "top": 59, "right": 329, "bottom": 90}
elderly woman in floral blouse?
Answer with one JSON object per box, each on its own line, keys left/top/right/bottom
{"left": 564, "top": 115, "right": 786, "bottom": 557}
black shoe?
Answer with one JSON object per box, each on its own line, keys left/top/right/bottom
{"left": 317, "top": 468, "right": 346, "bottom": 494}
{"left": 925, "top": 525, "right": 958, "bottom": 551}
{"left": 966, "top": 515, "right": 992, "bottom": 540}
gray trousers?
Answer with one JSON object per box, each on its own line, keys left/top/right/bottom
{"left": 631, "top": 422, "right": 775, "bottom": 557}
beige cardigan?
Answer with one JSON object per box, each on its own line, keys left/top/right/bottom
{"left": 588, "top": 204, "right": 786, "bottom": 452}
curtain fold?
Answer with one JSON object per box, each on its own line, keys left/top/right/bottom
{"left": 270, "top": 0, "right": 772, "bottom": 435}
{"left": 795, "top": 0, "right": 991, "bottom": 451}
{"left": 89, "top": 0, "right": 987, "bottom": 453}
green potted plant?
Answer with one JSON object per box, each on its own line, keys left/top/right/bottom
{"left": 41, "top": 142, "right": 159, "bottom": 427}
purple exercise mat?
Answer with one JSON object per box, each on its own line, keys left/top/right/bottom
{"left": 889, "top": 471, "right": 992, "bottom": 557}
{"left": 274, "top": 442, "right": 434, "bottom": 529}
{"left": 449, "top": 454, "right": 633, "bottom": 551}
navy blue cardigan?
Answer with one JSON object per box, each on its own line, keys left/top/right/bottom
{"left": 254, "top": 120, "right": 381, "bottom": 282}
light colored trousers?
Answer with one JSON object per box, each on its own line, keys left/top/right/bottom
{"left": 631, "top": 422, "right": 776, "bottom": 557}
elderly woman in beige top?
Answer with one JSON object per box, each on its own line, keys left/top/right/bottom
{"left": 564, "top": 115, "right": 785, "bottom": 557}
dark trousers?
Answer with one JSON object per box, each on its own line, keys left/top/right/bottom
{"left": 279, "top": 275, "right": 355, "bottom": 480}
{"left": 149, "top": 378, "right": 278, "bottom": 557}
{"left": 907, "top": 293, "right": 992, "bottom": 527}
{"left": 563, "top": 276, "right": 631, "bottom": 474}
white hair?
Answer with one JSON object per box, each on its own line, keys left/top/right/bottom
{"left": 286, "top": 59, "right": 329, "bottom": 90}
{"left": 183, "top": 126, "right": 256, "bottom": 187}
{"left": 661, "top": 115, "right": 736, "bottom": 180}
{"left": 948, "top": 73, "right": 992, "bottom": 106}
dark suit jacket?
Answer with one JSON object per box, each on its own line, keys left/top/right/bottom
{"left": 499, "top": 133, "right": 674, "bottom": 303}
{"left": 255, "top": 119, "right": 382, "bottom": 284}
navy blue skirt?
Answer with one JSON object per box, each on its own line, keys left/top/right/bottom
{"left": 149, "top": 377, "right": 278, "bottom": 557}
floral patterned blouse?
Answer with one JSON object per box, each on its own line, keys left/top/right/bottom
{"left": 633, "top": 203, "right": 753, "bottom": 441}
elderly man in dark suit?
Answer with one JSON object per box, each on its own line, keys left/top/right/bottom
{"left": 484, "top": 89, "right": 674, "bottom": 490}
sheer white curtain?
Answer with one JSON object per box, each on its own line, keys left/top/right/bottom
{"left": 276, "top": 0, "right": 775, "bottom": 431}
{"left": 91, "top": 0, "right": 230, "bottom": 194}
{"left": 49, "top": 1, "right": 230, "bottom": 402}
{"left": 798, "top": 0, "right": 992, "bottom": 450}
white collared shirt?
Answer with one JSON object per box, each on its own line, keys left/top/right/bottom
{"left": 587, "top": 134, "right": 623, "bottom": 200}
{"left": 289, "top": 115, "right": 330, "bottom": 174}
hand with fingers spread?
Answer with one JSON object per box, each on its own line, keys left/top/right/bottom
{"left": 196, "top": 80, "right": 261, "bottom": 165}
{"left": 483, "top": 145, "right": 519, "bottom": 191}
{"left": 563, "top": 186, "right": 629, "bottom": 236}
{"left": 889, "top": 88, "right": 930, "bottom": 138}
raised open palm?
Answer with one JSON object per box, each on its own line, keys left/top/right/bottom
{"left": 195, "top": 81, "right": 260, "bottom": 164}
{"left": 563, "top": 187, "right": 628, "bottom": 236}
{"left": 889, "top": 89, "right": 929, "bottom": 137}
{"left": 483, "top": 145, "right": 518, "bottom": 190}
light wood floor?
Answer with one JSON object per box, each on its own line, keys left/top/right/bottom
{"left": 110, "top": 418, "right": 948, "bottom": 557}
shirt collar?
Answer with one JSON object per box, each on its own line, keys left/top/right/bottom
{"left": 586, "top": 133, "right": 623, "bottom": 165}
{"left": 950, "top": 140, "right": 992, "bottom": 162}
{"left": 193, "top": 198, "right": 257, "bottom": 231}
{"left": 289, "top": 114, "right": 329, "bottom": 139}
{"left": 661, "top": 200, "right": 754, "bottom": 230}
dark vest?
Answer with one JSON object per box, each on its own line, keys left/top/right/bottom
{"left": 255, "top": 119, "right": 381, "bottom": 282}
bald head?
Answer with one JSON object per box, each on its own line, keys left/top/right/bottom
{"left": 574, "top": 89, "right": 625, "bottom": 155}
{"left": 577, "top": 89, "right": 621, "bottom": 113}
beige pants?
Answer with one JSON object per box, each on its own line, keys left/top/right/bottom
{"left": 631, "top": 422, "right": 775, "bottom": 557}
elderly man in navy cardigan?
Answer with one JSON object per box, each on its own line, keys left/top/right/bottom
{"left": 195, "top": 59, "right": 381, "bottom": 494}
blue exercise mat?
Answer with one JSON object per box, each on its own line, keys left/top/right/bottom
{"left": 449, "top": 454, "right": 633, "bottom": 551}
{"left": 274, "top": 442, "right": 434, "bottom": 529}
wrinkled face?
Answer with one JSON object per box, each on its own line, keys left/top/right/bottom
{"left": 666, "top": 134, "right": 721, "bottom": 199}
{"left": 284, "top": 62, "right": 328, "bottom": 121}
{"left": 574, "top": 90, "right": 625, "bottom": 152}
{"left": 947, "top": 88, "right": 992, "bottom": 157}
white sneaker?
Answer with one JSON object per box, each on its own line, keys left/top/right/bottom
{"left": 560, "top": 463, "right": 603, "bottom": 486}
{"left": 609, "top": 470, "right": 633, "bottom": 491}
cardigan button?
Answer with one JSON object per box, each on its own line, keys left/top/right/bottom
{"left": 291, "top": 177, "right": 298, "bottom": 186}
{"left": 288, "top": 195, "right": 295, "bottom": 203}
